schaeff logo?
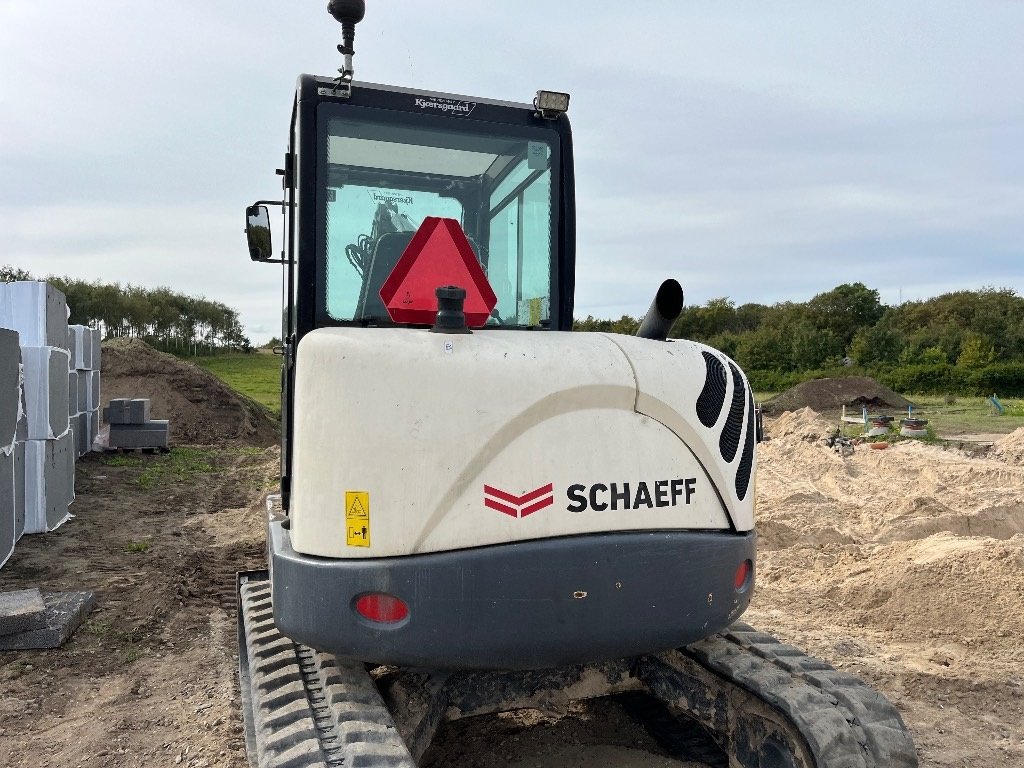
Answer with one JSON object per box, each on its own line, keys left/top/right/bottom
{"left": 567, "top": 479, "right": 698, "bottom": 513}
{"left": 485, "top": 478, "right": 699, "bottom": 517}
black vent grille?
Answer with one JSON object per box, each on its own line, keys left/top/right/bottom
{"left": 719, "top": 363, "right": 745, "bottom": 463}
{"left": 736, "top": 391, "right": 756, "bottom": 500}
{"left": 696, "top": 352, "right": 727, "bottom": 428}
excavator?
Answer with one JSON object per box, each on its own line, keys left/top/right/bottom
{"left": 240, "top": 3, "right": 918, "bottom": 766}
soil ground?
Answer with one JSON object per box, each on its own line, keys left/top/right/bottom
{"left": 1, "top": 350, "right": 1022, "bottom": 766}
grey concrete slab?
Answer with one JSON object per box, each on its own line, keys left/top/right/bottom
{"left": 13, "top": 441, "right": 25, "bottom": 541}
{"left": 57, "top": 429, "right": 75, "bottom": 509}
{"left": 0, "top": 591, "right": 95, "bottom": 650}
{"left": 88, "top": 410, "right": 98, "bottom": 452}
{"left": 76, "top": 367, "right": 88, "bottom": 413}
{"left": 0, "top": 449, "right": 14, "bottom": 568}
{"left": 24, "top": 434, "right": 74, "bottom": 534}
{"left": 22, "top": 346, "right": 70, "bottom": 440}
{"left": 68, "top": 421, "right": 80, "bottom": 462}
{"left": 67, "top": 369, "right": 79, "bottom": 417}
{"left": 68, "top": 325, "right": 92, "bottom": 371}
{"left": 0, "top": 589, "right": 46, "bottom": 635}
{"left": 89, "top": 328, "right": 101, "bottom": 370}
{"left": 88, "top": 370, "right": 100, "bottom": 411}
{"left": 77, "top": 412, "right": 90, "bottom": 457}
{"left": 129, "top": 399, "right": 151, "bottom": 424}
{"left": 0, "top": 329, "right": 21, "bottom": 452}
{"left": 108, "top": 419, "right": 169, "bottom": 432}
{"left": 104, "top": 398, "right": 131, "bottom": 425}
{"left": 0, "top": 282, "right": 69, "bottom": 350}
{"left": 109, "top": 423, "right": 169, "bottom": 449}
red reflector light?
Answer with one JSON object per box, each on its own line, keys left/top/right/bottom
{"left": 734, "top": 559, "right": 753, "bottom": 591}
{"left": 354, "top": 593, "right": 409, "bottom": 624}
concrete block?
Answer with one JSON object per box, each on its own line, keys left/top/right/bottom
{"left": 0, "top": 329, "right": 21, "bottom": 453}
{"left": 68, "top": 369, "right": 79, "bottom": 417}
{"left": 76, "top": 366, "right": 88, "bottom": 413}
{"left": 0, "top": 450, "right": 13, "bottom": 568}
{"left": 109, "top": 420, "right": 169, "bottom": 449}
{"left": 68, "top": 325, "right": 93, "bottom": 370}
{"left": 88, "top": 328, "right": 101, "bottom": 370}
{"left": 13, "top": 441, "right": 25, "bottom": 541}
{"left": 0, "top": 329, "right": 22, "bottom": 450}
{"left": 0, "top": 591, "right": 95, "bottom": 650}
{"left": 88, "top": 410, "right": 98, "bottom": 452}
{"left": 87, "top": 370, "right": 100, "bottom": 411}
{"left": 0, "top": 589, "right": 46, "bottom": 635}
{"left": 68, "top": 420, "right": 79, "bottom": 462}
{"left": 24, "top": 432, "right": 74, "bottom": 534}
{"left": 129, "top": 399, "right": 151, "bottom": 424}
{"left": 77, "top": 412, "right": 91, "bottom": 457}
{"left": 104, "top": 398, "right": 131, "bottom": 425}
{"left": 0, "top": 282, "right": 69, "bottom": 350}
{"left": 21, "top": 346, "right": 70, "bottom": 440}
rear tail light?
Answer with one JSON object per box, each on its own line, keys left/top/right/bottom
{"left": 734, "top": 559, "right": 753, "bottom": 592}
{"left": 354, "top": 592, "right": 409, "bottom": 624}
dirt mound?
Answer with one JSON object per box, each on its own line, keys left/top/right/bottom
{"left": 765, "top": 407, "right": 836, "bottom": 442}
{"left": 763, "top": 376, "right": 911, "bottom": 415}
{"left": 101, "top": 338, "right": 279, "bottom": 446}
{"left": 993, "top": 427, "right": 1024, "bottom": 464}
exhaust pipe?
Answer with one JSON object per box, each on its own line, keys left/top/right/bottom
{"left": 635, "top": 279, "right": 684, "bottom": 341}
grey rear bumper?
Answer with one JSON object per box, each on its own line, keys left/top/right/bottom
{"left": 269, "top": 519, "right": 755, "bottom": 670}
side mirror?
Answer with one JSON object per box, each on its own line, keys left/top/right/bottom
{"left": 246, "top": 205, "right": 273, "bottom": 262}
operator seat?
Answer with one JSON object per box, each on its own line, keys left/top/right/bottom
{"left": 355, "top": 231, "right": 415, "bottom": 321}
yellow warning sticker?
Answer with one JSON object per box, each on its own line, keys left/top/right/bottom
{"left": 345, "top": 491, "right": 370, "bottom": 547}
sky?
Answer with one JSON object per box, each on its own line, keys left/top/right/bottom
{"left": 1, "top": 1, "right": 1022, "bottom": 344}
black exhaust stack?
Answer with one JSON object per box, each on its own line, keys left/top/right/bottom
{"left": 635, "top": 279, "right": 684, "bottom": 341}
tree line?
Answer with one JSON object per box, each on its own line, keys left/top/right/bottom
{"left": 575, "top": 282, "right": 1024, "bottom": 396}
{"left": 1, "top": 266, "right": 250, "bottom": 353}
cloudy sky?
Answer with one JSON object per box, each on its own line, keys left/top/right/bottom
{"left": 1, "top": 2, "right": 1021, "bottom": 343}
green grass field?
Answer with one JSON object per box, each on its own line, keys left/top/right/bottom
{"left": 896, "top": 394, "right": 1024, "bottom": 436}
{"left": 192, "top": 352, "right": 281, "bottom": 416}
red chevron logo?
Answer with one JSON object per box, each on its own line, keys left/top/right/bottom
{"left": 483, "top": 483, "right": 554, "bottom": 519}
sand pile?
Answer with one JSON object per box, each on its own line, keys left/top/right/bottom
{"left": 993, "top": 427, "right": 1024, "bottom": 464}
{"left": 101, "top": 338, "right": 279, "bottom": 446}
{"left": 763, "top": 376, "right": 911, "bottom": 415}
{"left": 765, "top": 407, "right": 837, "bottom": 442}
{"left": 748, "top": 415, "right": 1024, "bottom": 765}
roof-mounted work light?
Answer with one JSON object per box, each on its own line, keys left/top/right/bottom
{"left": 534, "top": 90, "right": 570, "bottom": 119}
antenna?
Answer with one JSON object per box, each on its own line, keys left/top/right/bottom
{"left": 327, "top": 0, "right": 365, "bottom": 90}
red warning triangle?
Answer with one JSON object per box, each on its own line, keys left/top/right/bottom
{"left": 379, "top": 217, "right": 497, "bottom": 327}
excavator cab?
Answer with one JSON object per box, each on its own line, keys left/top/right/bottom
{"left": 247, "top": 74, "right": 576, "bottom": 506}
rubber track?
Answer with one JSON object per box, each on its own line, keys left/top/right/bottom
{"left": 240, "top": 579, "right": 916, "bottom": 768}
{"left": 684, "top": 622, "right": 918, "bottom": 767}
{"left": 239, "top": 581, "right": 415, "bottom": 768}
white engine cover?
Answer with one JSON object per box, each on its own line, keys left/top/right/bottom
{"left": 290, "top": 328, "right": 755, "bottom": 558}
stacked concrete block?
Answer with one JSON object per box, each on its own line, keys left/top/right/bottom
{"left": 67, "top": 324, "right": 101, "bottom": 458}
{"left": 1, "top": 329, "right": 22, "bottom": 567}
{"left": 24, "top": 433, "right": 74, "bottom": 534}
{"left": 105, "top": 398, "right": 169, "bottom": 450}
{"left": 0, "top": 282, "right": 76, "bottom": 543}
{"left": 68, "top": 325, "right": 93, "bottom": 371}
{"left": 21, "top": 346, "right": 70, "bottom": 441}
{"left": 0, "top": 282, "right": 69, "bottom": 348}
